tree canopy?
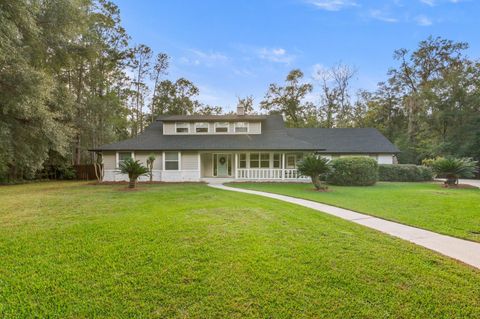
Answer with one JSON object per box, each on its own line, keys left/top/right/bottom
{"left": 1, "top": 1, "right": 478, "bottom": 182}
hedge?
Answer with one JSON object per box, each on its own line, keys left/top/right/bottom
{"left": 378, "top": 164, "right": 433, "bottom": 182}
{"left": 327, "top": 157, "right": 378, "bottom": 186}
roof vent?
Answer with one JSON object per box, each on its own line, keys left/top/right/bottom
{"left": 237, "top": 105, "right": 245, "bottom": 116}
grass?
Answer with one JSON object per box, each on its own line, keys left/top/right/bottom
{"left": 0, "top": 181, "right": 479, "bottom": 318}
{"left": 228, "top": 181, "right": 480, "bottom": 242}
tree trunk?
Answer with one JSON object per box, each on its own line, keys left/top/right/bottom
{"left": 445, "top": 174, "right": 457, "bottom": 186}
{"left": 74, "top": 134, "right": 81, "bottom": 165}
{"left": 129, "top": 178, "right": 136, "bottom": 189}
{"left": 311, "top": 175, "right": 321, "bottom": 190}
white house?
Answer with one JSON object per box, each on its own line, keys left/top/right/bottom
{"left": 92, "top": 107, "right": 399, "bottom": 182}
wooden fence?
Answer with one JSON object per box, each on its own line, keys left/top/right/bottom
{"left": 73, "top": 164, "right": 98, "bottom": 180}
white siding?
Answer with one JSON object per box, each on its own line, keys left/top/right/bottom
{"left": 248, "top": 122, "right": 261, "bottom": 134}
{"left": 102, "top": 152, "right": 117, "bottom": 170}
{"left": 378, "top": 154, "right": 394, "bottom": 164}
{"left": 181, "top": 152, "right": 199, "bottom": 170}
{"left": 201, "top": 153, "right": 213, "bottom": 177}
{"left": 135, "top": 152, "right": 162, "bottom": 170}
{"left": 163, "top": 123, "right": 176, "bottom": 134}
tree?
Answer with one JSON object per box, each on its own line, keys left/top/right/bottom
{"left": 94, "top": 154, "right": 104, "bottom": 183}
{"left": 195, "top": 104, "right": 223, "bottom": 115}
{"left": 260, "top": 69, "right": 315, "bottom": 127}
{"left": 316, "top": 63, "right": 357, "bottom": 128}
{"left": 431, "top": 157, "right": 477, "bottom": 186}
{"left": 297, "top": 155, "right": 331, "bottom": 190}
{"left": 119, "top": 158, "right": 149, "bottom": 188}
{"left": 0, "top": 0, "right": 79, "bottom": 180}
{"left": 149, "top": 53, "right": 169, "bottom": 122}
{"left": 237, "top": 95, "right": 255, "bottom": 114}
{"left": 386, "top": 36, "right": 470, "bottom": 162}
{"left": 152, "top": 78, "right": 200, "bottom": 115}
{"left": 128, "top": 44, "right": 152, "bottom": 135}
{"left": 146, "top": 154, "right": 156, "bottom": 182}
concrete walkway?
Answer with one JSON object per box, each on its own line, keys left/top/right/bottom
{"left": 436, "top": 178, "right": 480, "bottom": 188}
{"left": 209, "top": 183, "right": 480, "bottom": 269}
{"left": 459, "top": 179, "right": 480, "bottom": 188}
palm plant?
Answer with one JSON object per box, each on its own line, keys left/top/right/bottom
{"left": 146, "top": 154, "right": 156, "bottom": 182}
{"left": 431, "top": 157, "right": 477, "bottom": 186}
{"left": 297, "top": 154, "right": 331, "bottom": 190}
{"left": 119, "top": 158, "right": 149, "bottom": 188}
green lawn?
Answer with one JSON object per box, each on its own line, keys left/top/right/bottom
{"left": 1, "top": 182, "right": 480, "bottom": 318}
{"left": 229, "top": 182, "right": 480, "bottom": 242}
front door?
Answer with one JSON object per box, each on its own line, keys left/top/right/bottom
{"left": 215, "top": 154, "right": 231, "bottom": 177}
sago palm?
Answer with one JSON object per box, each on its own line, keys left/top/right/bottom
{"left": 432, "top": 157, "right": 477, "bottom": 186}
{"left": 119, "top": 158, "right": 149, "bottom": 188}
{"left": 297, "top": 154, "right": 331, "bottom": 190}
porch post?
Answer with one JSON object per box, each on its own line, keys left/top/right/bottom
{"left": 197, "top": 152, "right": 201, "bottom": 179}
{"left": 281, "top": 153, "right": 285, "bottom": 180}
{"left": 234, "top": 153, "right": 238, "bottom": 179}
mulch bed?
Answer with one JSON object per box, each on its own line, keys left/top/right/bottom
{"left": 442, "top": 183, "right": 478, "bottom": 189}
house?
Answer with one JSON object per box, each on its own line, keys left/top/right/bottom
{"left": 92, "top": 106, "right": 399, "bottom": 182}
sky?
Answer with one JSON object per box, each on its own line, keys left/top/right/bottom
{"left": 114, "top": 0, "right": 480, "bottom": 112}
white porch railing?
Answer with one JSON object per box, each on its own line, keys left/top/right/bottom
{"left": 236, "top": 168, "right": 308, "bottom": 180}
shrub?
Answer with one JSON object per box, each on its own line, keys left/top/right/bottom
{"left": 378, "top": 164, "right": 433, "bottom": 182}
{"left": 431, "top": 157, "right": 477, "bottom": 185}
{"left": 327, "top": 157, "right": 378, "bottom": 186}
{"left": 119, "top": 158, "right": 149, "bottom": 188}
{"left": 297, "top": 155, "right": 331, "bottom": 190}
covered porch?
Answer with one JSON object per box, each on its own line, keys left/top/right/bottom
{"left": 200, "top": 152, "right": 309, "bottom": 181}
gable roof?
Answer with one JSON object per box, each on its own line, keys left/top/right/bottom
{"left": 91, "top": 114, "right": 399, "bottom": 153}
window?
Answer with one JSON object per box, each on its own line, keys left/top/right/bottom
{"left": 238, "top": 153, "right": 247, "bottom": 168}
{"left": 215, "top": 122, "right": 229, "bottom": 133}
{"left": 286, "top": 154, "right": 296, "bottom": 168}
{"left": 176, "top": 122, "right": 189, "bottom": 133}
{"left": 195, "top": 122, "right": 209, "bottom": 133}
{"left": 234, "top": 122, "right": 248, "bottom": 133}
{"left": 164, "top": 152, "right": 179, "bottom": 170}
{"left": 249, "top": 153, "right": 270, "bottom": 168}
{"left": 260, "top": 153, "right": 270, "bottom": 168}
{"left": 118, "top": 152, "right": 132, "bottom": 167}
{"left": 273, "top": 154, "right": 281, "bottom": 168}
{"left": 250, "top": 153, "right": 259, "bottom": 168}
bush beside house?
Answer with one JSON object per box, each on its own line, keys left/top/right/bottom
{"left": 327, "top": 157, "right": 378, "bottom": 186}
{"left": 378, "top": 164, "right": 433, "bottom": 182}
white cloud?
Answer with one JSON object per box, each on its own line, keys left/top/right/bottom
{"left": 258, "top": 47, "right": 295, "bottom": 64}
{"left": 369, "top": 9, "right": 399, "bottom": 23}
{"left": 180, "top": 49, "right": 229, "bottom": 67}
{"left": 415, "top": 15, "right": 433, "bottom": 26}
{"left": 305, "top": 0, "right": 358, "bottom": 11}
{"left": 420, "top": 0, "right": 436, "bottom": 6}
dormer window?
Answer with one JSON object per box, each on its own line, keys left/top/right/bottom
{"left": 234, "top": 122, "right": 248, "bottom": 133}
{"left": 215, "top": 122, "right": 229, "bottom": 133}
{"left": 176, "top": 122, "right": 189, "bottom": 133}
{"left": 195, "top": 122, "right": 209, "bottom": 133}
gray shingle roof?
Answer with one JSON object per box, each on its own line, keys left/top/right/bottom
{"left": 92, "top": 115, "right": 399, "bottom": 153}
{"left": 286, "top": 128, "right": 400, "bottom": 153}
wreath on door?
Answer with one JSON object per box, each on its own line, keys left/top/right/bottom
{"left": 219, "top": 157, "right": 226, "bottom": 165}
